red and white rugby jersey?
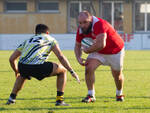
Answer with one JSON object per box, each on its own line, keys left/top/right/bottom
{"left": 76, "top": 16, "right": 124, "bottom": 54}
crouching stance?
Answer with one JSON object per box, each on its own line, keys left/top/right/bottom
{"left": 7, "top": 24, "right": 80, "bottom": 106}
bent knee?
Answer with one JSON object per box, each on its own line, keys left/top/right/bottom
{"left": 59, "top": 64, "right": 67, "bottom": 72}
{"left": 55, "top": 64, "right": 67, "bottom": 76}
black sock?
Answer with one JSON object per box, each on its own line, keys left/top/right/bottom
{"left": 10, "top": 93, "right": 17, "bottom": 99}
{"left": 57, "top": 91, "right": 64, "bottom": 96}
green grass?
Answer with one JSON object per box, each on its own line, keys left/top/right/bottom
{"left": 0, "top": 50, "right": 150, "bottom": 113}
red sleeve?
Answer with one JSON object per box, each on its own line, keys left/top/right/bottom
{"left": 93, "top": 21, "right": 108, "bottom": 36}
{"left": 76, "top": 28, "right": 83, "bottom": 43}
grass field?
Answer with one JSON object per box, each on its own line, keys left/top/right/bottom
{"left": 0, "top": 50, "right": 150, "bottom": 113}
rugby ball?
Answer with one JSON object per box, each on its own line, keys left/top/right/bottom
{"left": 81, "top": 37, "right": 93, "bottom": 48}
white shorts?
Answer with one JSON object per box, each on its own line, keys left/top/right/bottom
{"left": 87, "top": 48, "right": 125, "bottom": 71}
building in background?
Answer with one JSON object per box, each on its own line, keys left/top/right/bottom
{"left": 0, "top": 0, "right": 150, "bottom": 50}
{"left": 0, "top": 0, "right": 149, "bottom": 34}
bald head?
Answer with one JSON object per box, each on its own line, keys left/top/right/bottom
{"left": 78, "top": 11, "right": 92, "bottom": 34}
{"left": 78, "top": 11, "right": 92, "bottom": 21}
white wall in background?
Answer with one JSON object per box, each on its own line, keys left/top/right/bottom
{"left": 142, "top": 34, "right": 150, "bottom": 49}
{"left": 0, "top": 33, "right": 150, "bottom": 50}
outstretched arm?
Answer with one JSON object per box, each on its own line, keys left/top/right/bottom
{"left": 52, "top": 44, "right": 80, "bottom": 83}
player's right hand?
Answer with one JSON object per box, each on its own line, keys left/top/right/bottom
{"left": 77, "top": 57, "right": 86, "bottom": 66}
{"left": 15, "top": 71, "right": 20, "bottom": 78}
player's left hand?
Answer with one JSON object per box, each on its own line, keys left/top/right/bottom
{"left": 71, "top": 72, "right": 80, "bottom": 84}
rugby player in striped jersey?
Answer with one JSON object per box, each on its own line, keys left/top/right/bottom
{"left": 6, "top": 24, "right": 80, "bottom": 106}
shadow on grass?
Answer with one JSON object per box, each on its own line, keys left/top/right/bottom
{"left": 124, "top": 107, "right": 150, "bottom": 110}
{"left": 0, "top": 106, "right": 97, "bottom": 111}
{"left": 1, "top": 96, "right": 150, "bottom": 111}
{"left": 1, "top": 95, "right": 149, "bottom": 101}
{"left": 0, "top": 97, "right": 55, "bottom": 101}
{"left": 123, "top": 96, "right": 150, "bottom": 99}
{"left": 0, "top": 96, "right": 84, "bottom": 105}
{"left": 0, "top": 96, "right": 83, "bottom": 101}
{"left": 0, "top": 96, "right": 108, "bottom": 112}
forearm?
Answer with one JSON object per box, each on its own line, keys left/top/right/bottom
{"left": 74, "top": 45, "right": 82, "bottom": 61}
{"left": 58, "top": 55, "right": 73, "bottom": 72}
{"left": 86, "top": 43, "right": 104, "bottom": 53}
{"left": 85, "top": 34, "right": 106, "bottom": 53}
{"left": 9, "top": 59, "right": 18, "bottom": 73}
{"left": 9, "top": 49, "right": 21, "bottom": 75}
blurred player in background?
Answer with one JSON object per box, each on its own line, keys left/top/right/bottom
{"left": 74, "top": 11, "right": 125, "bottom": 102}
{"left": 7, "top": 24, "right": 80, "bottom": 106}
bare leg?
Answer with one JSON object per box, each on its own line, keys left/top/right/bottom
{"left": 111, "top": 68, "right": 124, "bottom": 91}
{"left": 111, "top": 68, "right": 124, "bottom": 101}
{"left": 50, "top": 63, "right": 67, "bottom": 92}
{"left": 11, "top": 76, "right": 26, "bottom": 95}
{"left": 49, "top": 63, "right": 69, "bottom": 106}
{"left": 6, "top": 76, "right": 26, "bottom": 104}
{"left": 56, "top": 65, "right": 67, "bottom": 92}
{"left": 81, "top": 58, "right": 101, "bottom": 103}
{"left": 85, "top": 58, "right": 101, "bottom": 93}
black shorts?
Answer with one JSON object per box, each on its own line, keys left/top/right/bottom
{"left": 18, "top": 62, "right": 53, "bottom": 80}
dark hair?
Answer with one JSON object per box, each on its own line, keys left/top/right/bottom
{"left": 35, "top": 24, "right": 49, "bottom": 34}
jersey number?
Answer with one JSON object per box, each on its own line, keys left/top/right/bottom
{"left": 29, "top": 37, "right": 42, "bottom": 43}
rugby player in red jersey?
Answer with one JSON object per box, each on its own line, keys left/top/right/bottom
{"left": 74, "top": 11, "right": 125, "bottom": 102}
